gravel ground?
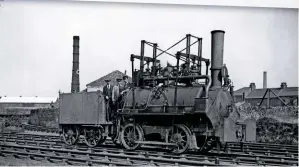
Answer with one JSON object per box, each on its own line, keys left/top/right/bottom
{"left": 0, "top": 155, "right": 65, "bottom": 166}
{"left": 22, "top": 130, "right": 60, "bottom": 136}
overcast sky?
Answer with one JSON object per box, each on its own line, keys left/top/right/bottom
{"left": 0, "top": 0, "right": 298, "bottom": 97}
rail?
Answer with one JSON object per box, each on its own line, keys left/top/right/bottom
{"left": 0, "top": 132, "right": 298, "bottom": 166}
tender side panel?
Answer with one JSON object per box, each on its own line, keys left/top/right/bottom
{"left": 98, "top": 96, "right": 106, "bottom": 124}
{"left": 59, "top": 93, "right": 83, "bottom": 124}
{"left": 82, "top": 92, "right": 100, "bottom": 124}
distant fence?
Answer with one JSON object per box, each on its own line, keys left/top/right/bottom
{"left": 236, "top": 102, "right": 298, "bottom": 123}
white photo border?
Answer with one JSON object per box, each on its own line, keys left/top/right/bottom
{"left": 69, "top": 0, "right": 298, "bottom": 9}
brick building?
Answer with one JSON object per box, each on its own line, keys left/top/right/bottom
{"left": 0, "top": 96, "right": 58, "bottom": 112}
{"left": 234, "top": 82, "right": 298, "bottom": 107}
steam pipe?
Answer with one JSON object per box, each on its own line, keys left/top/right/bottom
{"left": 211, "top": 30, "right": 225, "bottom": 88}
{"left": 71, "top": 36, "right": 80, "bottom": 93}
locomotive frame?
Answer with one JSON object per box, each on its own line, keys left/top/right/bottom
{"left": 59, "top": 30, "right": 256, "bottom": 154}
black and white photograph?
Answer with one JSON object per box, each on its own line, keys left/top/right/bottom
{"left": 0, "top": 0, "right": 298, "bottom": 166}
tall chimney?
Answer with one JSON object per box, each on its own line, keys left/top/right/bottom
{"left": 263, "top": 71, "right": 267, "bottom": 89}
{"left": 71, "top": 36, "right": 80, "bottom": 93}
{"left": 211, "top": 30, "right": 225, "bottom": 88}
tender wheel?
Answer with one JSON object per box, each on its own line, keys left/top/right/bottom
{"left": 120, "top": 124, "right": 143, "bottom": 150}
{"left": 62, "top": 125, "right": 80, "bottom": 145}
{"left": 166, "top": 124, "right": 191, "bottom": 154}
{"left": 83, "top": 127, "right": 103, "bottom": 147}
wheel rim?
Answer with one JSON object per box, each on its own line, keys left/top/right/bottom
{"left": 167, "top": 124, "right": 190, "bottom": 154}
{"left": 120, "top": 124, "right": 143, "bottom": 150}
{"left": 83, "top": 127, "right": 102, "bottom": 147}
{"left": 62, "top": 126, "right": 79, "bottom": 145}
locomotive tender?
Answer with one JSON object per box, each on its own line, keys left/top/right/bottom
{"left": 59, "top": 30, "right": 256, "bottom": 154}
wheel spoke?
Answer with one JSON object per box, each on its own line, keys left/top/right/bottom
{"left": 120, "top": 124, "right": 143, "bottom": 150}
{"left": 181, "top": 139, "right": 187, "bottom": 143}
{"left": 166, "top": 125, "right": 190, "bottom": 154}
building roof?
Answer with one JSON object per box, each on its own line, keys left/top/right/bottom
{"left": 234, "top": 87, "right": 251, "bottom": 96}
{"left": 86, "top": 70, "right": 132, "bottom": 87}
{"left": 278, "top": 87, "right": 298, "bottom": 97}
{"left": 246, "top": 88, "right": 281, "bottom": 99}
{"left": 0, "top": 96, "right": 57, "bottom": 103}
{"left": 245, "top": 87, "right": 298, "bottom": 99}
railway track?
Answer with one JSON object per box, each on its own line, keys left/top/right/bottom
{"left": 0, "top": 132, "right": 298, "bottom": 166}
{"left": 18, "top": 124, "right": 299, "bottom": 159}
{"left": 2, "top": 132, "right": 298, "bottom": 157}
{"left": 11, "top": 125, "right": 299, "bottom": 152}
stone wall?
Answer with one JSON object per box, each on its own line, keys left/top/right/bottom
{"left": 29, "top": 108, "right": 59, "bottom": 128}
{"left": 236, "top": 102, "right": 298, "bottom": 144}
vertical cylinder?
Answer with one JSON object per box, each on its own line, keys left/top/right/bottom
{"left": 140, "top": 40, "right": 145, "bottom": 72}
{"left": 71, "top": 36, "right": 80, "bottom": 93}
{"left": 211, "top": 30, "right": 225, "bottom": 88}
{"left": 131, "top": 55, "right": 135, "bottom": 109}
{"left": 152, "top": 43, "right": 157, "bottom": 77}
{"left": 139, "top": 40, "right": 145, "bottom": 87}
{"left": 198, "top": 38, "right": 202, "bottom": 75}
{"left": 174, "top": 54, "right": 180, "bottom": 109}
{"left": 186, "top": 34, "right": 191, "bottom": 71}
{"left": 263, "top": 71, "right": 267, "bottom": 89}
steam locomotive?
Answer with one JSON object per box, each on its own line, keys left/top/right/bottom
{"left": 59, "top": 30, "right": 256, "bottom": 154}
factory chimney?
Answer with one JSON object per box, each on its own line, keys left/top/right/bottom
{"left": 71, "top": 36, "right": 80, "bottom": 93}
{"left": 211, "top": 30, "right": 225, "bottom": 88}
{"left": 263, "top": 71, "right": 267, "bottom": 89}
